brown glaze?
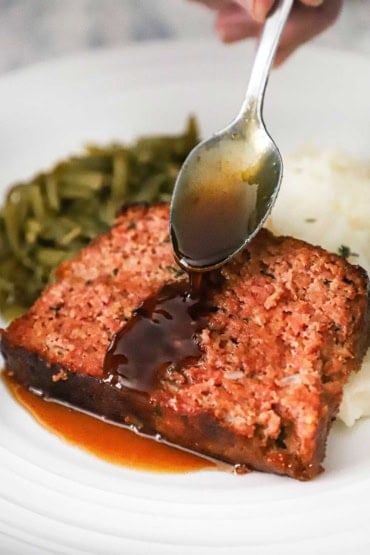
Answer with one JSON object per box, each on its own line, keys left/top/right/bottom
{"left": 2, "top": 371, "right": 215, "bottom": 473}
{"left": 103, "top": 280, "right": 210, "bottom": 393}
{"left": 189, "top": 272, "right": 203, "bottom": 295}
{"left": 170, "top": 160, "right": 263, "bottom": 270}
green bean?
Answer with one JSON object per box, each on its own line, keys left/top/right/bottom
{"left": 44, "top": 175, "right": 60, "bottom": 211}
{"left": 112, "top": 150, "right": 128, "bottom": 203}
{"left": 28, "top": 184, "right": 45, "bottom": 221}
{"left": 25, "top": 219, "right": 43, "bottom": 245}
{"left": 36, "top": 248, "right": 69, "bottom": 267}
{"left": 4, "top": 199, "right": 23, "bottom": 257}
{"left": 0, "top": 116, "right": 199, "bottom": 319}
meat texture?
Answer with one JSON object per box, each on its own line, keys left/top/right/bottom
{"left": 1, "top": 203, "right": 369, "bottom": 480}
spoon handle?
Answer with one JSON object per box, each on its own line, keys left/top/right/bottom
{"left": 240, "top": 0, "right": 294, "bottom": 117}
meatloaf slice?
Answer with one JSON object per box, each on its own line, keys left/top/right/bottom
{"left": 1, "top": 203, "right": 369, "bottom": 480}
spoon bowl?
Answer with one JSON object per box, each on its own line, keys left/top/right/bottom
{"left": 170, "top": 0, "right": 293, "bottom": 272}
{"left": 170, "top": 108, "right": 282, "bottom": 271}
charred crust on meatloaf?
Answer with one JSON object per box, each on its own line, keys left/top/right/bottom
{"left": 1, "top": 337, "right": 326, "bottom": 480}
{"left": 116, "top": 200, "right": 169, "bottom": 218}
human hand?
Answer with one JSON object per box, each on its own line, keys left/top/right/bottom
{"left": 192, "top": 0, "right": 342, "bottom": 65}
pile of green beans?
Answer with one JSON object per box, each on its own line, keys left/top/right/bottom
{"left": 0, "top": 117, "right": 199, "bottom": 320}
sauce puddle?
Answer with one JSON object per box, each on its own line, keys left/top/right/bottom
{"left": 2, "top": 271, "right": 225, "bottom": 474}
{"left": 103, "top": 277, "right": 209, "bottom": 392}
{"left": 2, "top": 371, "right": 216, "bottom": 473}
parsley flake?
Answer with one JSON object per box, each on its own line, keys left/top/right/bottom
{"left": 337, "top": 245, "right": 359, "bottom": 259}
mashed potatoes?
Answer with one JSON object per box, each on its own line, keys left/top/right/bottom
{"left": 268, "top": 147, "right": 370, "bottom": 426}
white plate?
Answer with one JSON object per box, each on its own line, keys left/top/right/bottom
{"left": 0, "top": 40, "right": 369, "bottom": 555}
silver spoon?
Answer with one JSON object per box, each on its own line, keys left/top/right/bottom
{"left": 170, "top": 0, "right": 294, "bottom": 272}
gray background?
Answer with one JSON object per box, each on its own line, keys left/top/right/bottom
{"left": 0, "top": 0, "right": 369, "bottom": 74}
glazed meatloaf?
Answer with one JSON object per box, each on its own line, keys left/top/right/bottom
{"left": 1, "top": 203, "right": 369, "bottom": 480}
